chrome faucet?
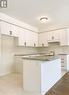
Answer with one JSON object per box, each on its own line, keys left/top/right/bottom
{"left": 49, "top": 51, "right": 55, "bottom": 56}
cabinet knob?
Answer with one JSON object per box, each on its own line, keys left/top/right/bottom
{"left": 34, "top": 43, "right": 36, "bottom": 47}
{"left": 9, "top": 31, "right": 12, "bottom": 35}
{"left": 52, "top": 36, "right": 54, "bottom": 40}
{"left": 24, "top": 42, "right": 26, "bottom": 46}
{"left": 42, "top": 43, "right": 44, "bottom": 47}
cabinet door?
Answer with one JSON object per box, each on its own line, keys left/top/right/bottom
{"left": 53, "top": 30, "right": 60, "bottom": 41}
{"left": 30, "top": 32, "right": 38, "bottom": 47}
{"left": 47, "top": 32, "right": 53, "bottom": 41}
{"left": 1, "top": 21, "right": 10, "bottom": 35}
{"left": 25, "top": 30, "right": 38, "bottom": 47}
{"left": 18, "top": 27, "right": 26, "bottom": 46}
{"left": 10, "top": 24, "right": 19, "bottom": 37}
{"left": 60, "top": 29, "right": 68, "bottom": 46}
{"left": 33, "top": 32, "right": 38, "bottom": 47}
{"left": 47, "top": 31, "right": 60, "bottom": 42}
{"left": 38, "top": 32, "right": 48, "bottom": 47}
{"left": 25, "top": 30, "right": 33, "bottom": 46}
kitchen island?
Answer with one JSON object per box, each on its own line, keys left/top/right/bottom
{"left": 22, "top": 55, "right": 61, "bottom": 95}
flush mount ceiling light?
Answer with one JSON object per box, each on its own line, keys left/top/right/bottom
{"left": 40, "top": 17, "right": 48, "bottom": 23}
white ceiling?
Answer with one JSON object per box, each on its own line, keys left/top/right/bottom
{"left": 0, "top": 0, "right": 69, "bottom": 30}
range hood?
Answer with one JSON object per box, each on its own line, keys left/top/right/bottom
{"left": 48, "top": 41, "right": 60, "bottom": 45}
{"left": 47, "top": 39, "right": 60, "bottom": 43}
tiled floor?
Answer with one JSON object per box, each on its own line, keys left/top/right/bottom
{"left": 0, "top": 73, "right": 40, "bottom": 95}
{"left": 0, "top": 73, "right": 23, "bottom": 95}
{"left": 0, "top": 70, "right": 67, "bottom": 95}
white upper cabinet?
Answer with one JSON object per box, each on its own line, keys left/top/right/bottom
{"left": 25, "top": 30, "right": 33, "bottom": 46}
{"left": 60, "top": 29, "right": 69, "bottom": 46}
{"left": 33, "top": 32, "right": 38, "bottom": 47}
{"left": 1, "top": 21, "right": 19, "bottom": 37}
{"left": 18, "top": 28, "right": 38, "bottom": 47}
{"left": 10, "top": 24, "right": 19, "bottom": 37}
{"left": 18, "top": 27, "right": 26, "bottom": 46}
{"left": 27, "top": 31, "right": 38, "bottom": 47}
{"left": 39, "top": 29, "right": 69, "bottom": 46}
{"left": 38, "top": 32, "right": 48, "bottom": 47}
{"left": 1, "top": 21, "right": 11, "bottom": 35}
{"left": 47, "top": 30, "right": 60, "bottom": 42}
{"left": 0, "top": 21, "right": 38, "bottom": 47}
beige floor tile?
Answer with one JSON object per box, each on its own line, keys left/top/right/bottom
{"left": 0, "top": 70, "right": 66, "bottom": 95}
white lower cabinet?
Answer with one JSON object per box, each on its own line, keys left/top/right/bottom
{"left": 23, "top": 59, "right": 61, "bottom": 95}
{"left": 59, "top": 54, "right": 69, "bottom": 71}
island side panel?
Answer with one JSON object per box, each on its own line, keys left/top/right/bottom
{"left": 41, "top": 58, "right": 61, "bottom": 95}
{"left": 23, "top": 59, "right": 41, "bottom": 93}
{"left": 67, "top": 55, "right": 69, "bottom": 71}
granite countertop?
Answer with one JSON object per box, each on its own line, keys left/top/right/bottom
{"left": 58, "top": 53, "right": 69, "bottom": 55}
{"left": 14, "top": 53, "right": 55, "bottom": 56}
{"left": 22, "top": 55, "right": 59, "bottom": 61}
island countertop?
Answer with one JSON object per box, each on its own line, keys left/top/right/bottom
{"left": 22, "top": 55, "right": 60, "bottom": 61}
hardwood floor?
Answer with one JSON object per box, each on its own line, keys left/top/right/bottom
{"left": 45, "top": 72, "right": 69, "bottom": 95}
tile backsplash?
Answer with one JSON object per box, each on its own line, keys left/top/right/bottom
{"left": 37, "top": 43, "right": 69, "bottom": 55}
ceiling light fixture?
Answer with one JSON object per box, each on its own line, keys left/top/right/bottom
{"left": 40, "top": 17, "right": 48, "bottom": 23}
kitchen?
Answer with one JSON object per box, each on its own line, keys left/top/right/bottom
{"left": 0, "top": 0, "right": 69, "bottom": 95}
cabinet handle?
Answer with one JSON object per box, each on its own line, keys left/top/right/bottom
{"left": 52, "top": 36, "right": 54, "bottom": 40}
{"left": 24, "top": 42, "right": 26, "bottom": 46}
{"left": 34, "top": 43, "right": 36, "bottom": 47}
{"left": 42, "top": 43, "right": 44, "bottom": 47}
{"left": 9, "top": 31, "right": 12, "bottom": 35}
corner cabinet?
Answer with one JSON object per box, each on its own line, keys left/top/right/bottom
{"left": 38, "top": 32, "right": 48, "bottom": 47}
